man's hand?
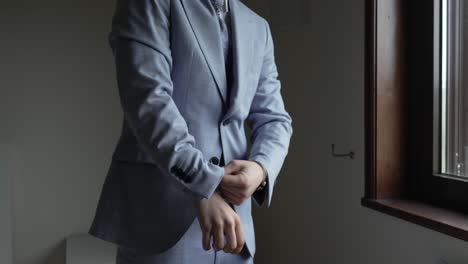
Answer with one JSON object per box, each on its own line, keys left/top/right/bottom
{"left": 219, "top": 160, "right": 266, "bottom": 205}
{"left": 193, "top": 192, "right": 245, "bottom": 254}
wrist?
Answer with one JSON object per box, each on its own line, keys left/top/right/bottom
{"left": 251, "top": 160, "right": 267, "bottom": 190}
{"left": 253, "top": 161, "right": 266, "bottom": 178}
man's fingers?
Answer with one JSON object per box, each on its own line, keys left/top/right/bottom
{"left": 220, "top": 188, "right": 244, "bottom": 205}
{"left": 220, "top": 186, "right": 240, "bottom": 197}
{"left": 202, "top": 225, "right": 212, "bottom": 251}
{"left": 221, "top": 174, "right": 240, "bottom": 186}
{"left": 224, "top": 161, "right": 241, "bottom": 174}
{"left": 213, "top": 224, "right": 225, "bottom": 251}
{"left": 223, "top": 223, "right": 237, "bottom": 253}
{"left": 234, "top": 219, "right": 245, "bottom": 254}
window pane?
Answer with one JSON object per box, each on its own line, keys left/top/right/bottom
{"left": 439, "top": 0, "right": 466, "bottom": 177}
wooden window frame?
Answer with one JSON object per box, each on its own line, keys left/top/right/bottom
{"left": 363, "top": 0, "right": 468, "bottom": 242}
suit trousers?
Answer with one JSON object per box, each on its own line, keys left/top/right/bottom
{"left": 115, "top": 217, "right": 253, "bottom": 264}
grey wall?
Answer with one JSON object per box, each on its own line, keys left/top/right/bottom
{"left": 0, "top": 1, "right": 120, "bottom": 264}
{"left": 3, "top": 0, "right": 468, "bottom": 263}
{"left": 0, "top": 146, "right": 13, "bottom": 264}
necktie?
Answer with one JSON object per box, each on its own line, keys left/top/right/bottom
{"left": 211, "top": 0, "right": 227, "bottom": 14}
{"left": 210, "top": 0, "right": 232, "bottom": 107}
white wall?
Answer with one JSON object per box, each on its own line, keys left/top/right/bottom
{"left": 247, "top": 0, "right": 468, "bottom": 263}
{"left": 0, "top": 1, "right": 119, "bottom": 264}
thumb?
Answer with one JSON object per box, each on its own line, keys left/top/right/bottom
{"left": 224, "top": 160, "right": 242, "bottom": 175}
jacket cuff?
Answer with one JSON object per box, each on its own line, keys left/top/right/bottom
{"left": 248, "top": 155, "right": 275, "bottom": 207}
{"left": 185, "top": 161, "right": 225, "bottom": 200}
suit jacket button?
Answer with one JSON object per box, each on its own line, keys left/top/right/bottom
{"left": 170, "top": 166, "right": 179, "bottom": 175}
{"left": 184, "top": 175, "right": 193, "bottom": 183}
{"left": 210, "top": 157, "right": 220, "bottom": 165}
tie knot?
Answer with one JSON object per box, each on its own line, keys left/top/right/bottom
{"left": 211, "top": 0, "right": 226, "bottom": 13}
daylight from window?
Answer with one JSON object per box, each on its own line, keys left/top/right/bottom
{"left": 439, "top": 0, "right": 467, "bottom": 178}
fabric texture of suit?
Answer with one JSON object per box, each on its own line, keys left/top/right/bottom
{"left": 88, "top": 0, "right": 293, "bottom": 257}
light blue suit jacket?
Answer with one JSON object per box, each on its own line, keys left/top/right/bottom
{"left": 89, "top": 0, "right": 293, "bottom": 257}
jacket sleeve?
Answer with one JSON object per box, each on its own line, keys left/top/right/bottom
{"left": 247, "top": 19, "right": 293, "bottom": 207}
{"left": 109, "top": 0, "right": 224, "bottom": 200}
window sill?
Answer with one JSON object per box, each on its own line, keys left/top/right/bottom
{"left": 362, "top": 198, "right": 468, "bottom": 242}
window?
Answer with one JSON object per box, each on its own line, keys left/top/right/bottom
{"left": 363, "top": 0, "right": 468, "bottom": 242}
{"left": 438, "top": 0, "right": 466, "bottom": 179}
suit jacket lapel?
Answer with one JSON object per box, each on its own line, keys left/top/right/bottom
{"left": 180, "top": 0, "right": 228, "bottom": 106}
{"left": 225, "top": 0, "right": 254, "bottom": 118}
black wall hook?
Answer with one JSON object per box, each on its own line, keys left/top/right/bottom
{"left": 331, "top": 144, "right": 355, "bottom": 159}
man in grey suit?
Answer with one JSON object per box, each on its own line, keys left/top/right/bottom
{"left": 88, "top": 0, "right": 292, "bottom": 263}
